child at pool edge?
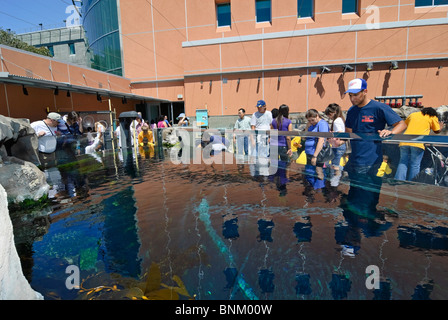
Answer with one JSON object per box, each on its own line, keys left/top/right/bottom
{"left": 377, "top": 155, "right": 393, "bottom": 178}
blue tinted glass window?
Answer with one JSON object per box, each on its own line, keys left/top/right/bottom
{"left": 69, "top": 43, "right": 76, "bottom": 55}
{"left": 416, "top": 0, "right": 448, "bottom": 5}
{"left": 298, "top": 0, "right": 313, "bottom": 18}
{"left": 415, "top": 0, "right": 434, "bottom": 6}
{"left": 342, "top": 0, "right": 358, "bottom": 13}
{"left": 83, "top": 0, "right": 122, "bottom": 76}
{"left": 256, "top": 0, "right": 271, "bottom": 23}
{"left": 217, "top": 3, "right": 231, "bottom": 27}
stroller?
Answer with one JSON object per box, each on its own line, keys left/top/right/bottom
{"left": 413, "top": 145, "right": 448, "bottom": 187}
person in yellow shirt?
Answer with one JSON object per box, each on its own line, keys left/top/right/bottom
{"left": 138, "top": 123, "right": 155, "bottom": 158}
{"left": 377, "top": 155, "right": 392, "bottom": 177}
{"left": 291, "top": 136, "right": 302, "bottom": 161}
{"left": 395, "top": 107, "right": 442, "bottom": 181}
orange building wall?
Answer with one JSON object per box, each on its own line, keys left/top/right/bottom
{"left": 3, "top": 1, "right": 447, "bottom": 121}
{"left": 119, "top": 0, "right": 448, "bottom": 117}
{"left": 0, "top": 45, "right": 140, "bottom": 121}
{"left": 0, "top": 83, "right": 136, "bottom": 122}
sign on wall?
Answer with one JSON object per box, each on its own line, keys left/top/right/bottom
{"left": 196, "top": 109, "right": 208, "bottom": 127}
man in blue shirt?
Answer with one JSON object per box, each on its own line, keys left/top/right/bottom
{"left": 344, "top": 78, "right": 406, "bottom": 215}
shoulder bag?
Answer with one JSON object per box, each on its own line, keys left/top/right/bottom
{"left": 316, "top": 123, "right": 335, "bottom": 163}
{"left": 37, "top": 121, "right": 57, "bottom": 154}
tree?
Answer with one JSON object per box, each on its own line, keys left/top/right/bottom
{"left": 0, "top": 29, "right": 52, "bottom": 57}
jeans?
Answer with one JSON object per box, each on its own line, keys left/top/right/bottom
{"left": 394, "top": 146, "right": 424, "bottom": 181}
{"left": 252, "top": 134, "right": 269, "bottom": 158}
{"left": 236, "top": 135, "right": 249, "bottom": 155}
{"left": 332, "top": 143, "right": 347, "bottom": 170}
{"left": 344, "top": 161, "right": 383, "bottom": 216}
{"left": 278, "top": 146, "right": 290, "bottom": 162}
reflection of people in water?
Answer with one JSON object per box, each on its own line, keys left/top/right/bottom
{"left": 223, "top": 267, "right": 238, "bottom": 290}
{"left": 336, "top": 180, "right": 393, "bottom": 258}
{"left": 295, "top": 273, "right": 312, "bottom": 296}
{"left": 411, "top": 279, "right": 434, "bottom": 300}
{"left": 329, "top": 273, "right": 352, "bottom": 300}
{"left": 372, "top": 279, "right": 392, "bottom": 300}
{"left": 258, "top": 269, "right": 275, "bottom": 294}
{"left": 257, "top": 219, "right": 274, "bottom": 242}
{"left": 45, "top": 162, "right": 89, "bottom": 200}
{"left": 302, "top": 164, "right": 326, "bottom": 204}
{"left": 222, "top": 216, "right": 239, "bottom": 240}
{"left": 269, "top": 160, "right": 289, "bottom": 197}
{"left": 293, "top": 216, "right": 312, "bottom": 243}
{"left": 138, "top": 124, "right": 155, "bottom": 158}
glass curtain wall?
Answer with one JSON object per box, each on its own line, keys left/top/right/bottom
{"left": 83, "top": 0, "right": 122, "bottom": 76}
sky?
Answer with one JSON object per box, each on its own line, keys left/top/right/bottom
{"left": 0, "top": 0, "right": 82, "bottom": 34}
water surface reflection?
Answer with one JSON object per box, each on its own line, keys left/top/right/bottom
{"left": 10, "top": 148, "right": 448, "bottom": 300}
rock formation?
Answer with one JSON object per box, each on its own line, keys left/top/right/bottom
{"left": 0, "top": 115, "right": 49, "bottom": 204}
{"left": 0, "top": 183, "right": 43, "bottom": 300}
{"left": 0, "top": 115, "right": 46, "bottom": 299}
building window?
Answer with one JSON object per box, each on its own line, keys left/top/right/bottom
{"left": 217, "top": 2, "right": 231, "bottom": 27}
{"left": 342, "top": 0, "right": 358, "bottom": 14}
{"left": 256, "top": 0, "right": 271, "bottom": 23}
{"left": 48, "top": 45, "right": 54, "bottom": 57}
{"left": 415, "top": 0, "right": 448, "bottom": 6}
{"left": 69, "top": 43, "right": 76, "bottom": 55}
{"left": 298, "top": 0, "right": 314, "bottom": 18}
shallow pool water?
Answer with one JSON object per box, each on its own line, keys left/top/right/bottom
{"left": 10, "top": 148, "right": 448, "bottom": 300}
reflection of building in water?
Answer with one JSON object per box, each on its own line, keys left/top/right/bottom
{"left": 295, "top": 273, "right": 312, "bottom": 296}
{"left": 329, "top": 273, "right": 352, "bottom": 300}
{"left": 293, "top": 217, "right": 312, "bottom": 243}
{"left": 412, "top": 280, "right": 434, "bottom": 300}
{"left": 257, "top": 219, "right": 274, "bottom": 242}
{"left": 222, "top": 218, "right": 239, "bottom": 240}
{"left": 100, "top": 187, "right": 141, "bottom": 277}
{"left": 373, "top": 279, "right": 392, "bottom": 300}
{"left": 258, "top": 269, "right": 275, "bottom": 294}
{"left": 398, "top": 225, "right": 448, "bottom": 251}
{"left": 126, "top": 159, "right": 448, "bottom": 299}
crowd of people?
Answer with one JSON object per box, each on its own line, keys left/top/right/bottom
{"left": 30, "top": 110, "right": 107, "bottom": 167}
{"left": 234, "top": 78, "right": 443, "bottom": 177}
{"left": 230, "top": 78, "right": 445, "bottom": 211}
{"left": 30, "top": 78, "right": 444, "bottom": 192}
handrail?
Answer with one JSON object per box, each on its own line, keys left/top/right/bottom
{"left": 166, "top": 127, "right": 448, "bottom": 145}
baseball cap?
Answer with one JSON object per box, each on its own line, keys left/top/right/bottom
{"left": 256, "top": 100, "right": 266, "bottom": 108}
{"left": 345, "top": 78, "right": 367, "bottom": 94}
{"left": 47, "top": 112, "right": 61, "bottom": 121}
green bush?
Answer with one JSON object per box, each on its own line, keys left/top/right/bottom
{"left": 0, "top": 29, "right": 52, "bottom": 57}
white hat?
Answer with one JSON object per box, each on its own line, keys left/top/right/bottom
{"left": 47, "top": 112, "right": 61, "bottom": 120}
{"left": 345, "top": 78, "right": 367, "bottom": 94}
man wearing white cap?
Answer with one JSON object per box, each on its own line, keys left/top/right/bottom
{"left": 345, "top": 78, "right": 406, "bottom": 166}
{"left": 250, "top": 100, "right": 273, "bottom": 158}
{"left": 30, "top": 112, "right": 62, "bottom": 138}
{"left": 344, "top": 78, "right": 406, "bottom": 213}
{"left": 30, "top": 112, "right": 62, "bottom": 167}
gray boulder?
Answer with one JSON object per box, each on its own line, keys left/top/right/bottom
{"left": 0, "top": 159, "right": 49, "bottom": 204}
{"left": 0, "top": 115, "right": 39, "bottom": 165}
{"left": 0, "top": 115, "right": 49, "bottom": 204}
